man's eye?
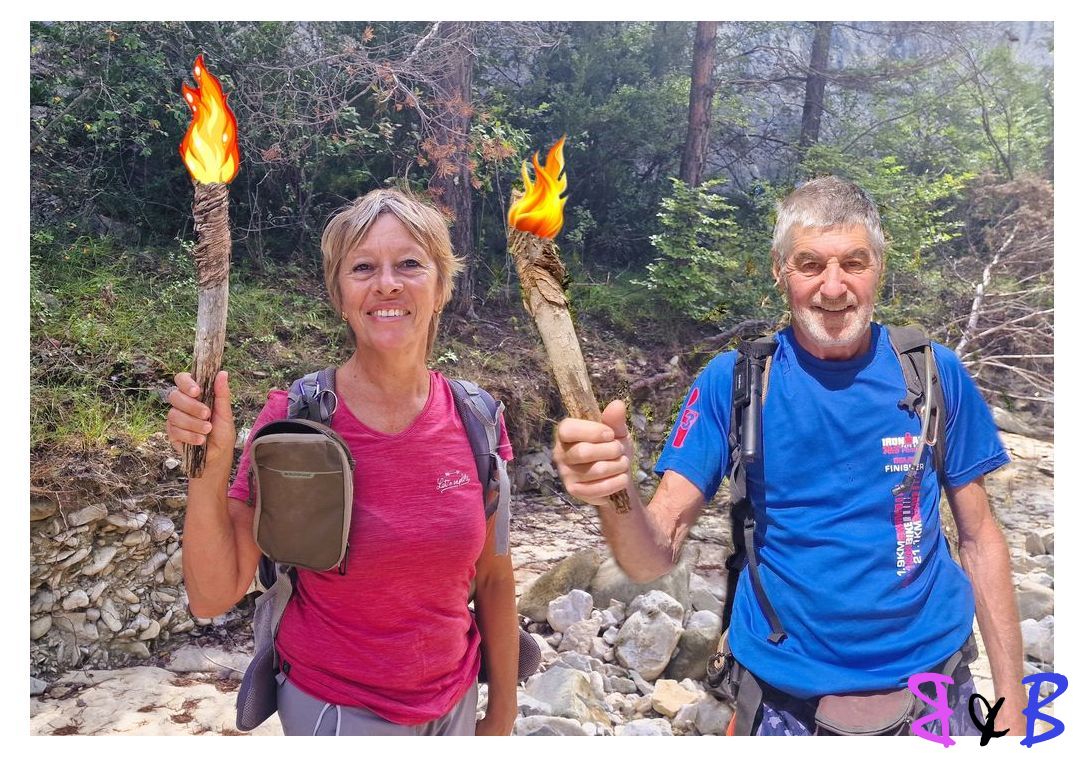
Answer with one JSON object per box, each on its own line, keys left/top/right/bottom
{"left": 798, "top": 261, "right": 823, "bottom": 275}
{"left": 843, "top": 260, "right": 869, "bottom": 273}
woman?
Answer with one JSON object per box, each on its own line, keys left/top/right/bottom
{"left": 166, "top": 188, "right": 519, "bottom": 736}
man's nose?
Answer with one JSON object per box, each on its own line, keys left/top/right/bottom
{"left": 819, "top": 261, "right": 847, "bottom": 300}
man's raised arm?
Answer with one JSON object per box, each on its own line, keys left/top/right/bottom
{"left": 553, "top": 399, "right": 706, "bottom": 582}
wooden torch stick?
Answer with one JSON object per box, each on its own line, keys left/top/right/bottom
{"left": 183, "top": 182, "right": 231, "bottom": 477}
{"left": 508, "top": 226, "right": 633, "bottom": 513}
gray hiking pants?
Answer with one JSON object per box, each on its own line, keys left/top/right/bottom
{"left": 277, "top": 677, "right": 478, "bottom": 736}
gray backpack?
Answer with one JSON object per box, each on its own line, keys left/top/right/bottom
{"left": 235, "top": 368, "right": 525, "bottom": 732}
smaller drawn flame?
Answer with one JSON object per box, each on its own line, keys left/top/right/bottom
{"left": 508, "top": 136, "right": 567, "bottom": 239}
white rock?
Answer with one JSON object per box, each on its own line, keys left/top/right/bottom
{"left": 30, "top": 676, "right": 48, "bottom": 696}
{"left": 616, "top": 718, "right": 673, "bottom": 736}
{"left": 62, "top": 590, "right": 90, "bottom": 610}
{"left": 116, "top": 588, "right": 139, "bottom": 604}
{"left": 30, "top": 615, "right": 52, "bottom": 640}
{"left": 100, "top": 599, "right": 123, "bottom": 633}
{"left": 615, "top": 608, "right": 683, "bottom": 680}
{"left": 140, "top": 552, "right": 169, "bottom": 577}
{"left": 1021, "top": 617, "right": 1054, "bottom": 663}
{"left": 30, "top": 590, "right": 55, "bottom": 615}
{"left": 530, "top": 633, "right": 560, "bottom": 666}
{"left": 123, "top": 531, "right": 150, "bottom": 547}
{"left": 558, "top": 616, "right": 602, "bottom": 655}
{"left": 1017, "top": 582, "right": 1055, "bottom": 621}
{"left": 590, "top": 637, "right": 610, "bottom": 661}
{"left": 589, "top": 670, "right": 607, "bottom": 701}
{"left": 514, "top": 716, "right": 589, "bottom": 736}
{"left": 630, "top": 670, "right": 654, "bottom": 695}
{"left": 138, "top": 619, "right": 161, "bottom": 641}
{"left": 167, "top": 644, "right": 256, "bottom": 674}
{"left": 628, "top": 590, "right": 684, "bottom": 622}
{"left": 689, "top": 573, "right": 723, "bottom": 615}
{"left": 148, "top": 515, "right": 176, "bottom": 542}
{"left": 603, "top": 626, "right": 620, "bottom": 645}
{"left": 516, "top": 692, "right": 553, "bottom": 717}
{"left": 548, "top": 589, "right": 595, "bottom": 633}
{"left": 553, "top": 650, "right": 595, "bottom": 674}
{"left": 524, "top": 666, "right": 610, "bottom": 724}
{"left": 163, "top": 549, "right": 185, "bottom": 586}
{"left": 80, "top": 546, "right": 118, "bottom": 576}
{"left": 68, "top": 504, "right": 108, "bottom": 526}
{"left": 606, "top": 676, "right": 637, "bottom": 695}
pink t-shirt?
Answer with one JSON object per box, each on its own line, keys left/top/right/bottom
{"left": 228, "top": 370, "right": 513, "bottom": 725}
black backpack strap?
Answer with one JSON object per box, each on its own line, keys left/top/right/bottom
{"left": 726, "top": 335, "right": 787, "bottom": 644}
{"left": 449, "top": 378, "right": 511, "bottom": 556}
{"left": 886, "top": 326, "right": 947, "bottom": 487}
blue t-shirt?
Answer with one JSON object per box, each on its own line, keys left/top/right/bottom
{"left": 655, "top": 323, "right": 1009, "bottom": 699}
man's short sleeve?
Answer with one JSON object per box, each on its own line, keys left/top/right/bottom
{"left": 653, "top": 352, "right": 736, "bottom": 502}
{"left": 934, "top": 344, "right": 1011, "bottom": 488}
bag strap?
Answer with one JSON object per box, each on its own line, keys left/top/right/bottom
{"left": 886, "top": 325, "right": 947, "bottom": 487}
{"left": 726, "top": 335, "right": 787, "bottom": 644}
{"left": 449, "top": 378, "right": 512, "bottom": 556}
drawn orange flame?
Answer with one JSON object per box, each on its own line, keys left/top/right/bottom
{"left": 179, "top": 55, "right": 240, "bottom": 184}
{"left": 508, "top": 136, "right": 567, "bottom": 239}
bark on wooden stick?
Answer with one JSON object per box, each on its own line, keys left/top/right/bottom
{"left": 508, "top": 227, "right": 632, "bottom": 513}
{"left": 183, "top": 182, "right": 231, "bottom": 478}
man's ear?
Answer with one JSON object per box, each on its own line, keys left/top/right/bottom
{"left": 771, "top": 257, "right": 784, "bottom": 291}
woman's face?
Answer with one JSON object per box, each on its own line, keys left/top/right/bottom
{"left": 338, "top": 213, "right": 440, "bottom": 359}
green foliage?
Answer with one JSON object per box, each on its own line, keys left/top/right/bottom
{"left": 801, "top": 145, "right": 970, "bottom": 272}
{"left": 29, "top": 231, "right": 347, "bottom": 452}
{"left": 635, "top": 178, "right": 777, "bottom": 325}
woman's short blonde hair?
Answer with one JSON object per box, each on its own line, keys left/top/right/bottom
{"left": 320, "top": 188, "right": 465, "bottom": 355}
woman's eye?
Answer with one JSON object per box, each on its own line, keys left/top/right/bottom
{"left": 400, "top": 259, "right": 421, "bottom": 269}
{"left": 351, "top": 262, "right": 372, "bottom": 273}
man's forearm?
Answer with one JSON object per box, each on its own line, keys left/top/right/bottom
{"left": 598, "top": 479, "right": 681, "bottom": 581}
{"left": 959, "top": 523, "right": 1027, "bottom": 733}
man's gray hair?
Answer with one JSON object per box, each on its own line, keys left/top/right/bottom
{"left": 771, "top": 176, "right": 885, "bottom": 271}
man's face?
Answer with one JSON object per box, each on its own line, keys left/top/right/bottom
{"left": 774, "top": 225, "right": 881, "bottom": 360}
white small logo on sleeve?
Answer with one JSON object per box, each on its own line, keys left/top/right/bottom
{"left": 437, "top": 470, "right": 471, "bottom": 493}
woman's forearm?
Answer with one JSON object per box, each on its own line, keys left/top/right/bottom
{"left": 181, "top": 465, "right": 252, "bottom": 617}
{"left": 474, "top": 566, "right": 519, "bottom": 732}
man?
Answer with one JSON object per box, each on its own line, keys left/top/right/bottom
{"left": 553, "top": 176, "right": 1026, "bottom": 736}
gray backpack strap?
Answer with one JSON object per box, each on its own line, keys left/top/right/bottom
{"left": 287, "top": 367, "right": 338, "bottom": 424}
{"left": 886, "top": 326, "right": 946, "bottom": 485}
{"left": 449, "top": 378, "right": 511, "bottom": 556}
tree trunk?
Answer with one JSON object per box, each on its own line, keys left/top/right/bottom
{"left": 679, "top": 21, "right": 718, "bottom": 188}
{"left": 431, "top": 22, "right": 478, "bottom": 317}
{"left": 798, "top": 21, "right": 833, "bottom": 159}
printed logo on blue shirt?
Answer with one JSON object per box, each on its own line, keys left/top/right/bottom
{"left": 672, "top": 387, "right": 700, "bottom": 448}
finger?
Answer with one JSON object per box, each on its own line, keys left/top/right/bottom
{"left": 566, "top": 472, "right": 632, "bottom": 504}
{"left": 166, "top": 417, "right": 210, "bottom": 447}
{"left": 167, "top": 407, "right": 214, "bottom": 439}
{"left": 174, "top": 371, "right": 201, "bottom": 398}
{"left": 555, "top": 417, "right": 616, "bottom": 445}
{"left": 211, "top": 371, "right": 233, "bottom": 423}
{"left": 560, "top": 456, "right": 631, "bottom": 484}
{"left": 167, "top": 387, "right": 212, "bottom": 421}
{"left": 600, "top": 399, "right": 629, "bottom": 440}
{"left": 559, "top": 439, "right": 627, "bottom": 467}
